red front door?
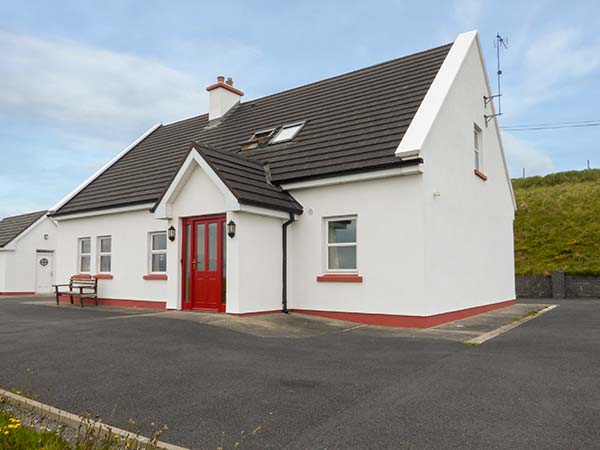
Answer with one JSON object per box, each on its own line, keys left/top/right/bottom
{"left": 182, "top": 215, "right": 226, "bottom": 311}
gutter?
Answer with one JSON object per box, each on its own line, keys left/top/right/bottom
{"left": 282, "top": 212, "right": 295, "bottom": 313}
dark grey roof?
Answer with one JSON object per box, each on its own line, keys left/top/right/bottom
{"left": 0, "top": 210, "right": 47, "bottom": 247}
{"left": 156, "top": 143, "right": 303, "bottom": 214}
{"left": 53, "top": 42, "right": 452, "bottom": 217}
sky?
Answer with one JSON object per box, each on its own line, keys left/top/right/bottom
{"left": 0, "top": 0, "right": 599, "bottom": 217}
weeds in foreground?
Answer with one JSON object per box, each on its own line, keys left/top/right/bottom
{"left": 0, "top": 408, "right": 165, "bottom": 450}
{"left": 1, "top": 405, "right": 262, "bottom": 450}
{"left": 0, "top": 410, "right": 69, "bottom": 450}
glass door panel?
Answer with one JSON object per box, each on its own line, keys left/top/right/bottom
{"left": 208, "top": 222, "right": 218, "bottom": 271}
{"left": 196, "top": 223, "right": 205, "bottom": 270}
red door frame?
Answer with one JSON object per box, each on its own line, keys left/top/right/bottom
{"left": 181, "top": 214, "right": 226, "bottom": 312}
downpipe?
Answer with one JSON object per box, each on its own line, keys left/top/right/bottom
{"left": 282, "top": 213, "right": 295, "bottom": 313}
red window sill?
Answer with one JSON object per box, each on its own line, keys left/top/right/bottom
{"left": 316, "top": 274, "right": 363, "bottom": 283}
{"left": 93, "top": 274, "right": 113, "bottom": 280}
{"left": 474, "top": 169, "right": 488, "bottom": 181}
{"left": 143, "top": 274, "right": 168, "bottom": 280}
{"left": 73, "top": 274, "right": 92, "bottom": 279}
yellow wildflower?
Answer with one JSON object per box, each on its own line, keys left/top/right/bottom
{"left": 114, "top": 434, "right": 120, "bottom": 439}
{"left": 3, "top": 431, "right": 8, "bottom": 435}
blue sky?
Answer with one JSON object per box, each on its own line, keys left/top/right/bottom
{"left": 1, "top": 0, "right": 599, "bottom": 217}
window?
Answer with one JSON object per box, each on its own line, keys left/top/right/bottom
{"left": 150, "top": 232, "right": 167, "bottom": 273}
{"left": 326, "top": 217, "right": 357, "bottom": 272}
{"left": 473, "top": 124, "right": 482, "bottom": 170}
{"left": 241, "top": 128, "right": 275, "bottom": 150}
{"left": 270, "top": 122, "right": 304, "bottom": 144}
{"left": 250, "top": 128, "right": 275, "bottom": 142}
{"left": 97, "top": 236, "right": 112, "bottom": 273}
{"left": 78, "top": 238, "right": 91, "bottom": 273}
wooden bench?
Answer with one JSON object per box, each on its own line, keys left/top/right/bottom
{"left": 54, "top": 277, "right": 98, "bottom": 307}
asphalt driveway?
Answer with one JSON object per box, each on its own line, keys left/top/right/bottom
{"left": 1, "top": 297, "right": 599, "bottom": 449}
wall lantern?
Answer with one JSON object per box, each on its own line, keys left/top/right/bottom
{"left": 168, "top": 225, "right": 176, "bottom": 242}
{"left": 43, "top": 234, "right": 49, "bottom": 240}
{"left": 227, "top": 220, "right": 236, "bottom": 238}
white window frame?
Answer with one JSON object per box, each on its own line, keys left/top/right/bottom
{"left": 474, "top": 123, "right": 482, "bottom": 171}
{"left": 324, "top": 216, "right": 358, "bottom": 273}
{"left": 78, "top": 237, "right": 91, "bottom": 274}
{"left": 97, "top": 236, "right": 112, "bottom": 274}
{"left": 270, "top": 121, "right": 305, "bottom": 144}
{"left": 149, "top": 231, "right": 167, "bottom": 274}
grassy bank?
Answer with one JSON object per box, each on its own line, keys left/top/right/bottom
{"left": 512, "top": 169, "right": 600, "bottom": 276}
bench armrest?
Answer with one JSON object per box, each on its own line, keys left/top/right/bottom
{"left": 53, "top": 284, "right": 70, "bottom": 288}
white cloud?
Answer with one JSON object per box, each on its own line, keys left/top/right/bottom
{"left": 0, "top": 30, "right": 209, "bottom": 140}
{"left": 508, "top": 28, "right": 600, "bottom": 115}
{"left": 0, "top": 30, "right": 264, "bottom": 215}
{"left": 501, "top": 131, "right": 554, "bottom": 178}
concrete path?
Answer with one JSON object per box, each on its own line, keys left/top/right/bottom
{"left": 23, "top": 299, "right": 548, "bottom": 341}
{"left": 1, "top": 296, "right": 598, "bottom": 449}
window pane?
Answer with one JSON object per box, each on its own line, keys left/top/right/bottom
{"left": 208, "top": 222, "right": 218, "bottom": 271}
{"left": 196, "top": 224, "right": 205, "bottom": 270}
{"left": 328, "top": 219, "right": 356, "bottom": 243}
{"left": 474, "top": 129, "right": 479, "bottom": 149}
{"left": 152, "top": 233, "right": 167, "bottom": 251}
{"left": 80, "top": 255, "right": 90, "bottom": 272}
{"left": 328, "top": 246, "right": 357, "bottom": 270}
{"left": 100, "top": 255, "right": 111, "bottom": 272}
{"left": 81, "top": 238, "right": 90, "bottom": 254}
{"left": 100, "top": 237, "right": 111, "bottom": 253}
{"left": 184, "top": 224, "right": 191, "bottom": 302}
{"left": 272, "top": 124, "right": 302, "bottom": 143}
{"left": 152, "top": 254, "right": 167, "bottom": 272}
{"left": 474, "top": 149, "right": 480, "bottom": 170}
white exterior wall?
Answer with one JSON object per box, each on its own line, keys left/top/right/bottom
{"left": 54, "top": 163, "right": 285, "bottom": 312}
{"left": 0, "top": 252, "right": 6, "bottom": 291}
{"left": 226, "top": 210, "right": 283, "bottom": 314}
{"left": 0, "top": 217, "right": 57, "bottom": 293}
{"left": 419, "top": 37, "right": 515, "bottom": 315}
{"left": 287, "top": 175, "right": 426, "bottom": 316}
{"left": 55, "top": 210, "right": 168, "bottom": 303}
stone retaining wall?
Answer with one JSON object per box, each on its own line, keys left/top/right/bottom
{"left": 516, "top": 272, "right": 600, "bottom": 298}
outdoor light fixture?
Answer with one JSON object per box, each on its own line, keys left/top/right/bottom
{"left": 43, "top": 234, "right": 49, "bottom": 240}
{"left": 168, "top": 225, "right": 176, "bottom": 242}
{"left": 227, "top": 220, "right": 236, "bottom": 238}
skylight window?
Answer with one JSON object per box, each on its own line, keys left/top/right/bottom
{"left": 250, "top": 129, "right": 275, "bottom": 142}
{"left": 240, "top": 128, "right": 275, "bottom": 150}
{"left": 270, "top": 122, "right": 304, "bottom": 144}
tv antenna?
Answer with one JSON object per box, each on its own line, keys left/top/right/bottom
{"left": 484, "top": 33, "right": 508, "bottom": 126}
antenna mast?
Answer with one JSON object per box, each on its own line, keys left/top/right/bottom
{"left": 484, "top": 33, "right": 508, "bottom": 126}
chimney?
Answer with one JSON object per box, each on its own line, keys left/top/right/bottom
{"left": 206, "top": 76, "right": 244, "bottom": 121}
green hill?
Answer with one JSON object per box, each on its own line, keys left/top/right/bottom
{"left": 512, "top": 169, "right": 600, "bottom": 275}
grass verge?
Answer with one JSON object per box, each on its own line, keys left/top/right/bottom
{"left": 513, "top": 169, "right": 600, "bottom": 276}
{"left": 0, "top": 409, "right": 68, "bottom": 450}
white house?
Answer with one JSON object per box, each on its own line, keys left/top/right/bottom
{"left": 49, "top": 30, "right": 516, "bottom": 327}
{"left": 0, "top": 210, "right": 57, "bottom": 295}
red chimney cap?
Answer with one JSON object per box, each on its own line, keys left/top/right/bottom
{"left": 206, "top": 76, "right": 244, "bottom": 96}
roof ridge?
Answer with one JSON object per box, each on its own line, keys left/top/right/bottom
{"left": 160, "top": 43, "right": 452, "bottom": 131}
{"left": 244, "top": 42, "right": 453, "bottom": 106}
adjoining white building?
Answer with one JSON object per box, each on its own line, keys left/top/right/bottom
{"left": 0, "top": 210, "right": 57, "bottom": 295}
{"left": 49, "top": 30, "right": 516, "bottom": 327}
